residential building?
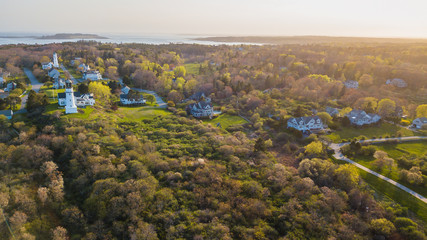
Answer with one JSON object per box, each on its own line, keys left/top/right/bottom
{"left": 78, "top": 63, "right": 90, "bottom": 73}
{"left": 71, "top": 57, "right": 83, "bottom": 66}
{"left": 5, "top": 82, "right": 17, "bottom": 92}
{"left": 386, "top": 78, "right": 408, "bottom": 88}
{"left": 48, "top": 68, "right": 60, "bottom": 79}
{"left": 0, "top": 77, "right": 4, "bottom": 87}
{"left": 58, "top": 80, "right": 94, "bottom": 112}
{"left": 83, "top": 70, "right": 102, "bottom": 80}
{"left": 287, "top": 116, "right": 325, "bottom": 132}
{"left": 186, "top": 100, "right": 214, "bottom": 118}
{"left": 325, "top": 107, "right": 340, "bottom": 117}
{"left": 120, "top": 93, "right": 146, "bottom": 105}
{"left": 346, "top": 110, "right": 381, "bottom": 126}
{"left": 184, "top": 92, "right": 211, "bottom": 103}
{"left": 412, "top": 117, "right": 427, "bottom": 129}
{"left": 344, "top": 80, "right": 359, "bottom": 89}
{"left": 42, "top": 62, "right": 53, "bottom": 70}
{"left": 121, "top": 86, "right": 130, "bottom": 94}
{"left": 0, "top": 109, "right": 13, "bottom": 120}
{"left": 53, "top": 79, "right": 65, "bottom": 89}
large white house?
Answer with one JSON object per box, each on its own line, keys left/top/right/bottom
{"left": 42, "top": 62, "right": 53, "bottom": 70}
{"left": 287, "top": 116, "right": 325, "bottom": 132}
{"left": 83, "top": 70, "right": 102, "bottom": 80}
{"left": 346, "top": 110, "right": 381, "bottom": 126}
{"left": 58, "top": 80, "right": 95, "bottom": 112}
{"left": 187, "top": 100, "right": 214, "bottom": 118}
{"left": 412, "top": 117, "right": 427, "bottom": 129}
{"left": 121, "top": 86, "right": 130, "bottom": 94}
{"left": 120, "top": 93, "right": 146, "bottom": 105}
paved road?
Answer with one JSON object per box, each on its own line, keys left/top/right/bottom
{"left": 60, "top": 64, "right": 80, "bottom": 84}
{"left": 330, "top": 136, "right": 427, "bottom": 204}
{"left": 132, "top": 88, "right": 167, "bottom": 108}
{"left": 19, "top": 68, "right": 43, "bottom": 113}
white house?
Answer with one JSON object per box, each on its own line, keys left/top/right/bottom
{"left": 412, "top": 117, "right": 427, "bottom": 129}
{"left": 83, "top": 70, "right": 102, "bottom": 81}
{"left": 386, "top": 78, "right": 407, "bottom": 88}
{"left": 0, "top": 110, "right": 13, "bottom": 120}
{"left": 42, "top": 62, "right": 53, "bottom": 70}
{"left": 58, "top": 80, "right": 95, "bottom": 111}
{"left": 287, "top": 116, "right": 325, "bottom": 132}
{"left": 344, "top": 80, "right": 359, "bottom": 89}
{"left": 346, "top": 110, "right": 381, "bottom": 126}
{"left": 187, "top": 100, "right": 214, "bottom": 118}
{"left": 78, "top": 63, "right": 90, "bottom": 73}
{"left": 48, "top": 69, "right": 60, "bottom": 79}
{"left": 53, "top": 79, "right": 65, "bottom": 89}
{"left": 120, "top": 93, "right": 146, "bottom": 105}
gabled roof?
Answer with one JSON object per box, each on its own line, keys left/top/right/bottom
{"left": 188, "top": 100, "right": 213, "bottom": 111}
{"left": 415, "top": 117, "right": 427, "bottom": 123}
{"left": 120, "top": 93, "right": 144, "bottom": 101}
{"left": 58, "top": 92, "right": 93, "bottom": 99}
{"left": 288, "top": 116, "right": 322, "bottom": 124}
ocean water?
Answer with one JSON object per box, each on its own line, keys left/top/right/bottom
{"left": 0, "top": 33, "right": 260, "bottom": 46}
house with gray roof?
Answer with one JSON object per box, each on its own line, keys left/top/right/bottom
{"left": 0, "top": 110, "right": 13, "bottom": 120}
{"left": 325, "top": 107, "right": 340, "bottom": 117}
{"left": 344, "top": 80, "right": 359, "bottom": 89}
{"left": 412, "top": 117, "right": 427, "bottom": 129}
{"left": 48, "top": 69, "right": 60, "bottom": 79}
{"left": 346, "top": 110, "right": 381, "bottom": 126}
{"left": 184, "top": 92, "right": 211, "bottom": 103}
{"left": 386, "top": 78, "right": 407, "bottom": 88}
{"left": 287, "top": 116, "right": 325, "bottom": 132}
{"left": 120, "top": 93, "right": 146, "bottom": 105}
{"left": 186, "top": 100, "right": 214, "bottom": 118}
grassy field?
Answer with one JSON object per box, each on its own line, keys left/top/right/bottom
{"left": 330, "top": 157, "right": 427, "bottom": 224}
{"left": 184, "top": 63, "right": 200, "bottom": 75}
{"left": 116, "top": 106, "right": 171, "bottom": 121}
{"left": 351, "top": 140, "right": 427, "bottom": 197}
{"left": 327, "top": 122, "right": 415, "bottom": 142}
{"left": 204, "top": 114, "right": 248, "bottom": 129}
{"left": 358, "top": 169, "right": 427, "bottom": 224}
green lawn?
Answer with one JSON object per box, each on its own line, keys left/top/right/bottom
{"left": 204, "top": 114, "right": 248, "bottom": 129}
{"left": 67, "top": 68, "right": 82, "bottom": 79}
{"left": 358, "top": 169, "right": 427, "bottom": 224}
{"left": 41, "top": 88, "right": 65, "bottom": 98}
{"left": 184, "top": 63, "right": 200, "bottom": 75}
{"left": 351, "top": 140, "right": 427, "bottom": 197}
{"left": 330, "top": 157, "right": 427, "bottom": 224}
{"left": 327, "top": 123, "right": 415, "bottom": 143}
{"left": 116, "top": 106, "right": 171, "bottom": 121}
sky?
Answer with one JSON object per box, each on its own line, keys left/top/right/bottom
{"left": 0, "top": 0, "right": 426, "bottom": 38}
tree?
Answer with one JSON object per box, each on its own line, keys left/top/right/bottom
{"left": 305, "top": 141, "right": 323, "bottom": 156}
{"left": 370, "top": 218, "right": 395, "bottom": 236}
{"left": 89, "top": 82, "right": 112, "bottom": 102}
{"left": 26, "top": 90, "right": 49, "bottom": 112}
{"left": 254, "top": 137, "right": 266, "bottom": 152}
{"left": 78, "top": 83, "right": 89, "bottom": 94}
{"left": 415, "top": 104, "right": 427, "bottom": 118}
{"left": 167, "top": 90, "right": 183, "bottom": 103}
{"left": 377, "top": 98, "right": 396, "bottom": 117}
{"left": 317, "top": 112, "right": 332, "bottom": 125}
{"left": 359, "top": 74, "right": 373, "bottom": 88}
{"left": 0, "top": 115, "right": 10, "bottom": 130}
{"left": 145, "top": 94, "right": 155, "bottom": 105}
{"left": 51, "top": 226, "right": 69, "bottom": 240}
{"left": 173, "top": 66, "right": 186, "bottom": 78}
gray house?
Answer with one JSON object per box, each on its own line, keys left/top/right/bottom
{"left": 187, "top": 100, "right": 214, "bottom": 118}
{"left": 325, "top": 107, "right": 340, "bottom": 117}
{"left": 287, "top": 116, "right": 325, "bottom": 132}
{"left": 0, "top": 109, "right": 13, "bottom": 120}
{"left": 346, "top": 110, "right": 381, "bottom": 126}
{"left": 412, "top": 117, "right": 427, "bottom": 129}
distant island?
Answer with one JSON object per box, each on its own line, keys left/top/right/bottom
{"left": 195, "top": 36, "right": 427, "bottom": 44}
{"left": 37, "top": 33, "right": 108, "bottom": 40}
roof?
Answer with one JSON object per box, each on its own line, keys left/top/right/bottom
{"left": 120, "top": 93, "right": 144, "bottom": 101}
{"left": 58, "top": 92, "right": 93, "bottom": 99}
{"left": 0, "top": 109, "right": 13, "bottom": 117}
{"left": 288, "top": 116, "right": 322, "bottom": 124}
{"left": 188, "top": 100, "right": 213, "bottom": 110}
{"left": 415, "top": 117, "right": 427, "bottom": 123}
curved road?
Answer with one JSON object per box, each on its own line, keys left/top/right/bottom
{"left": 330, "top": 136, "right": 427, "bottom": 204}
{"left": 19, "top": 68, "right": 43, "bottom": 112}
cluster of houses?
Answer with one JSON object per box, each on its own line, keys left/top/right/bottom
{"left": 58, "top": 80, "right": 95, "bottom": 114}
{"left": 287, "top": 108, "right": 382, "bottom": 133}
{"left": 344, "top": 80, "right": 359, "bottom": 89}
{"left": 185, "top": 92, "right": 214, "bottom": 118}
{"left": 73, "top": 60, "right": 102, "bottom": 81}
{"left": 386, "top": 78, "right": 407, "bottom": 88}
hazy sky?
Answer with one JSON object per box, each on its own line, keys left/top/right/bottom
{"left": 1, "top": 0, "right": 426, "bottom": 37}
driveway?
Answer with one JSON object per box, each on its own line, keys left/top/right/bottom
{"left": 60, "top": 64, "right": 80, "bottom": 84}
{"left": 19, "top": 68, "right": 43, "bottom": 112}
{"left": 131, "top": 88, "right": 167, "bottom": 108}
{"left": 330, "top": 136, "right": 427, "bottom": 204}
